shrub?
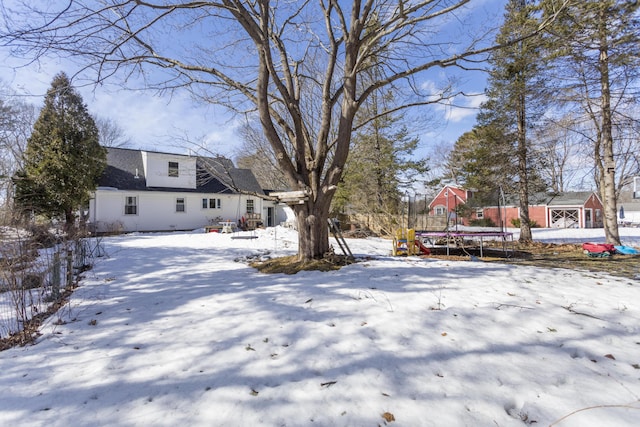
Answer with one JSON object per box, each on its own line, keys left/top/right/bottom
{"left": 26, "top": 224, "right": 60, "bottom": 248}
{"left": 510, "top": 218, "right": 540, "bottom": 228}
{"left": 469, "top": 218, "right": 496, "bottom": 227}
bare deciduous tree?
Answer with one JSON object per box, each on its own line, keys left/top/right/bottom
{"left": 534, "top": 114, "right": 585, "bottom": 193}
{"left": 235, "top": 122, "right": 289, "bottom": 191}
{"left": 612, "top": 114, "right": 640, "bottom": 198}
{"left": 95, "top": 116, "right": 131, "bottom": 148}
{"left": 544, "top": 0, "right": 640, "bottom": 245}
{"left": 1, "top": 0, "right": 569, "bottom": 259}
{"left": 0, "top": 82, "right": 36, "bottom": 218}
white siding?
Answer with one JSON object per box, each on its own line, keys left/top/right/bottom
{"left": 91, "top": 190, "right": 268, "bottom": 232}
{"left": 142, "top": 151, "right": 197, "bottom": 189}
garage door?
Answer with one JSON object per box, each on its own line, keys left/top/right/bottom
{"left": 550, "top": 209, "right": 579, "bottom": 228}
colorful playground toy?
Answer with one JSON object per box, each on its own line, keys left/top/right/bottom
{"left": 392, "top": 228, "right": 430, "bottom": 256}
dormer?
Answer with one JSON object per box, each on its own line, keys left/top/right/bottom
{"left": 142, "top": 151, "right": 197, "bottom": 189}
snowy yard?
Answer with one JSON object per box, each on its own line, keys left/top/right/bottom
{"left": 1, "top": 227, "right": 639, "bottom": 426}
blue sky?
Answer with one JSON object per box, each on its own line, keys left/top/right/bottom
{"left": 0, "top": 0, "right": 506, "bottom": 162}
{"left": 0, "top": 57, "right": 242, "bottom": 157}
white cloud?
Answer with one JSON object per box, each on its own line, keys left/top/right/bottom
{"left": 440, "top": 92, "right": 487, "bottom": 123}
{"left": 416, "top": 73, "right": 487, "bottom": 149}
{"left": 0, "top": 53, "right": 241, "bottom": 156}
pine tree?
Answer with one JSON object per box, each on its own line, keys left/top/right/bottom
{"left": 477, "top": 0, "right": 549, "bottom": 243}
{"left": 446, "top": 123, "right": 517, "bottom": 206}
{"left": 333, "top": 88, "right": 426, "bottom": 234}
{"left": 14, "top": 72, "right": 106, "bottom": 230}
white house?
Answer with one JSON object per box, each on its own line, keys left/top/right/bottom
{"left": 89, "top": 147, "right": 281, "bottom": 233}
{"left": 618, "top": 176, "right": 640, "bottom": 227}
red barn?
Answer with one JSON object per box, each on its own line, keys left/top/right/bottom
{"left": 429, "top": 186, "right": 604, "bottom": 229}
{"left": 428, "top": 185, "right": 473, "bottom": 226}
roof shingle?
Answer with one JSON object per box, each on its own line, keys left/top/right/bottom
{"left": 98, "top": 147, "right": 264, "bottom": 195}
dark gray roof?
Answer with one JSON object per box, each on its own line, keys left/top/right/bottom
{"left": 227, "top": 168, "right": 265, "bottom": 194}
{"left": 99, "top": 147, "right": 264, "bottom": 195}
{"left": 547, "top": 191, "right": 597, "bottom": 206}
{"left": 99, "top": 147, "right": 148, "bottom": 190}
{"left": 485, "top": 191, "right": 598, "bottom": 207}
{"left": 490, "top": 192, "right": 552, "bottom": 207}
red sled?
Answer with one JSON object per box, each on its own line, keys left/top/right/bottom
{"left": 582, "top": 242, "right": 616, "bottom": 257}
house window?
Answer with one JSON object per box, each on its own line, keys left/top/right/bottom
{"left": 476, "top": 209, "right": 484, "bottom": 219}
{"left": 202, "top": 198, "right": 221, "bottom": 209}
{"left": 246, "top": 199, "right": 254, "bottom": 214}
{"left": 168, "top": 161, "right": 179, "bottom": 177}
{"left": 434, "top": 206, "right": 445, "bottom": 216}
{"left": 124, "top": 196, "right": 137, "bottom": 215}
{"left": 176, "top": 198, "right": 185, "bottom": 212}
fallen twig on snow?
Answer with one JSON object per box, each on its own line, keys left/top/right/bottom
{"left": 493, "top": 303, "right": 535, "bottom": 310}
{"left": 561, "top": 305, "right": 603, "bottom": 320}
{"left": 549, "top": 400, "right": 640, "bottom": 426}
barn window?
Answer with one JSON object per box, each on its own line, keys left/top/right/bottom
{"left": 476, "top": 209, "right": 484, "bottom": 219}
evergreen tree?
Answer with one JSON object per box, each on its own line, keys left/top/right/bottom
{"left": 476, "top": 0, "right": 549, "bottom": 243}
{"left": 14, "top": 72, "right": 106, "bottom": 230}
{"left": 333, "top": 88, "right": 427, "bottom": 234}
{"left": 446, "top": 123, "right": 517, "bottom": 207}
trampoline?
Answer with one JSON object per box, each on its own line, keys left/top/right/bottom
{"left": 417, "top": 231, "right": 514, "bottom": 257}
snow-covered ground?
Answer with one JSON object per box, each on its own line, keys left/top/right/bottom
{"left": 1, "top": 227, "right": 639, "bottom": 427}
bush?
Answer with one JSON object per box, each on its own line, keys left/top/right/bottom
{"left": 469, "top": 218, "right": 496, "bottom": 227}
{"left": 98, "top": 221, "right": 124, "bottom": 236}
{"left": 510, "top": 218, "right": 540, "bottom": 228}
{"left": 26, "top": 224, "right": 60, "bottom": 248}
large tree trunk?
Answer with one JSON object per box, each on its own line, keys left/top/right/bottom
{"left": 64, "top": 209, "right": 76, "bottom": 235}
{"left": 518, "top": 184, "right": 532, "bottom": 243}
{"left": 292, "top": 197, "right": 332, "bottom": 261}
{"left": 597, "top": 9, "right": 621, "bottom": 246}
{"left": 516, "top": 92, "right": 533, "bottom": 244}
